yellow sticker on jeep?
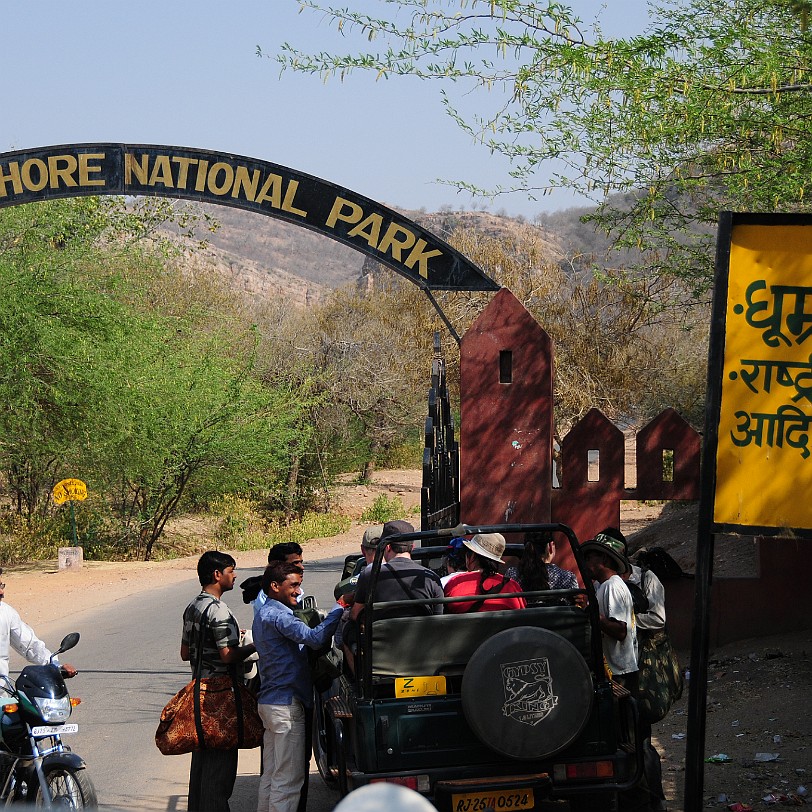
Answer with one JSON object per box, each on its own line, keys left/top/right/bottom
{"left": 395, "top": 676, "right": 447, "bottom": 698}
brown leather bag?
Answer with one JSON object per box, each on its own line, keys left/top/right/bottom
{"left": 155, "top": 601, "right": 263, "bottom": 755}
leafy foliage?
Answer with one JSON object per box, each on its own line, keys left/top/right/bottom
{"left": 210, "top": 494, "right": 351, "bottom": 552}
{"left": 0, "top": 198, "right": 314, "bottom": 559}
{"left": 275, "top": 0, "right": 812, "bottom": 291}
{"left": 361, "top": 493, "right": 406, "bottom": 523}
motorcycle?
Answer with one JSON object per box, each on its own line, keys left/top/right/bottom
{"left": 0, "top": 632, "right": 97, "bottom": 808}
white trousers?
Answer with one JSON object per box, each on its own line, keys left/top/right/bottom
{"left": 257, "top": 702, "right": 306, "bottom": 812}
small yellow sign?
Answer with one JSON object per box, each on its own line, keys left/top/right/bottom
{"left": 53, "top": 479, "right": 88, "bottom": 505}
{"left": 394, "top": 676, "right": 447, "bottom": 699}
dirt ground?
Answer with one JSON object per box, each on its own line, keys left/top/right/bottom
{"left": 5, "top": 469, "right": 810, "bottom": 811}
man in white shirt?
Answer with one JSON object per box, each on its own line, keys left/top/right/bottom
{"left": 580, "top": 533, "right": 638, "bottom": 691}
{"left": 582, "top": 530, "right": 657, "bottom": 811}
{"left": 626, "top": 548, "right": 669, "bottom": 812}
{"left": 0, "top": 568, "right": 76, "bottom": 682}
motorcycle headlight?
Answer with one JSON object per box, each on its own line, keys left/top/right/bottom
{"left": 34, "top": 697, "right": 71, "bottom": 723}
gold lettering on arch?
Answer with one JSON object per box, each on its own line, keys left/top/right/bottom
{"left": 347, "top": 213, "right": 384, "bottom": 246}
{"left": 125, "top": 153, "right": 149, "bottom": 184}
{"left": 21, "top": 158, "right": 48, "bottom": 192}
{"left": 0, "top": 145, "right": 495, "bottom": 291}
{"left": 149, "top": 155, "right": 175, "bottom": 188}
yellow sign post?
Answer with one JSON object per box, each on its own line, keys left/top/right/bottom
{"left": 52, "top": 478, "right": 88, "bottom": 547}
{"left": 686, "top": 213, "right": 812, "bottom": 812}
{"left": 52, "top": 478, "right": 88, "bottom": 506}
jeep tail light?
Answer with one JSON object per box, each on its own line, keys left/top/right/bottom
{"left": 553, "top": 761, "right": 614, "bottom": 781}
{"left": 370, "top": 776, "right": 430, "bottom": 792}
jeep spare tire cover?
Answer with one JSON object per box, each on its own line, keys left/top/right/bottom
{"left": 461, "top": 626, "right": 593, "bottom": 760}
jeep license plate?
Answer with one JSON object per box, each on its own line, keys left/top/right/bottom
{"left": 395, "top": 675, "right": 447, "bottom": 698}
{"left": 450, "top": 789, "right": 534, "bottom": 812}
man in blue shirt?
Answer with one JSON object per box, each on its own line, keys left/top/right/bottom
{"left": 251, "top": 542, "right": 306, "bottom": 614}
{"left": 252, "top": 561, "right": 343, "bottom": 812}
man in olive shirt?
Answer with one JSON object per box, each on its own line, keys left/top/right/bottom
{"left": 181, "top": 551, "right": 255, "bottom": 812}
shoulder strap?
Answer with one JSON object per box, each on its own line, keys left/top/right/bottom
{"left": 192, "top": 599, "right": 216, "bottom": 748}
{"left": 640, "top": 565, "right": 650, "bottom": 594}
{"left": 465, "top": 574, "right": 509, "bottom": 614}
{"left": 192, "top": 598, "right": 217, "bottom": 678}
{"left": 387, "top": 566, "right": 416, "bottom": 601}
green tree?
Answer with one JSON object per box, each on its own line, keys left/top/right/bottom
{"left": 275, "top": 0, "right": 812, "bottom": 292}
{"left": 304, "top": 280, "right": 435, "bottom": 481}
{"left": 426, "top": 222, "right": 707, "bottom": 430}
{"left": 106, "top": 326, "right": 303, "bottom": 559}
{"left": 0, "top": 198, "right": 152, "bottom": 517}
{"left": 0, "top": 198, "right": 310, "bottom": 559}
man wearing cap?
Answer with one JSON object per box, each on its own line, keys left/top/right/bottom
{"left": 333, "top": 524, "right": 386, "bottom": 605}
{"left": 443, "top": 533, "right": 526, "bottom": 613}
{"left": 360, "top": 524, "right": 384, "bottom": 565}
{"left": 582, "top": 534, "right": 656, "bottom": 812}
{"left": 580, "top": 532, "right": 638, "bottom": 690}
{"left": 611, "top": 529, "right": 669, "bottom": 812}
{"left": 350, "top": 520, "right": 443, "bottom": 622}
{"left": 440, "top": 537, "right": 468, "bottom": 588}
{"left": 332, "top": 525, "right": 384, "bottom": 650}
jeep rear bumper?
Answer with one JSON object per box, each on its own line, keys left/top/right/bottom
{"left": 343, "top": 741, "right": 642, "bottom": 809}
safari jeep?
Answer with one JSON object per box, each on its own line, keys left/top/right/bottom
{"left": 313, "top": 523, "right": 643, "bottom": 812}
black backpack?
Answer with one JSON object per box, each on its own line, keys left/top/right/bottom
{"left": 239, "top": 575, "right": 263, "bottom": 604}
{"left": 625, "top": 579, "right": 650, "bottom": 614}
{"left": 634, "top": 547, "right": 686, "bottom": 581}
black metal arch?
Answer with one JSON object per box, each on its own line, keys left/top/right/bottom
{"left": 0, "top": 143, "right": 498, "bottom": 296}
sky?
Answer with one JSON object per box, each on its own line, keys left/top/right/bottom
{"left": 1, "top": 1, "right": 649, "bottom": 220}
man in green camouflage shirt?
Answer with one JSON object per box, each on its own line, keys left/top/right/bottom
{"left": 181, "top": 551, "right": 255, "bottom": 812}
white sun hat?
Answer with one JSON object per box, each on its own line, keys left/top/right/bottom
{"left": 462, "top": 532, "right": 506, "bottom": 564}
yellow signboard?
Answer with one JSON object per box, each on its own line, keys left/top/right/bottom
{"left": 394, "top": 676, "right": 447, "bottom": 699}
{"left": 715, "top": 223, "right": 812, "bottom": 530}
{"left": 53, "top": 479, "right": 88, "bottom": 506}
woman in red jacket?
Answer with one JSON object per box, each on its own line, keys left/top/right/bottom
{"left": 443, "top": 533, "right": 526, "bottom": 613}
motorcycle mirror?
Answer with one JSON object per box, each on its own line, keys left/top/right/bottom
{"left": 55, "top": 632, "right": 80, "bottom": 655}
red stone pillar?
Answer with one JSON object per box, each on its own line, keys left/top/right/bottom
{"left": 459, "top": 288, "right": 553, "bottom": 524}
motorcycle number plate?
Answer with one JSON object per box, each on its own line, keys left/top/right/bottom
{"left": 31, "top": 724, "right": 78, "bottom": 736}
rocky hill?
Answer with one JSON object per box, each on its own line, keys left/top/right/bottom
{"left": 162, "top": 202, "right": 566, "bottom": 305}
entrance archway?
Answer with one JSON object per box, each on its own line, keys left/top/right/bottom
{"left": 0, "top": 143, "right": 498, "bottom": 297}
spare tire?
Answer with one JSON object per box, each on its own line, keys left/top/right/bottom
{"left": 461, "top": 626, "right": 593, "bottom": 760}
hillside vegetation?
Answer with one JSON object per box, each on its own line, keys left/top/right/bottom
{"left": 0, "top": 195, "right": 707, "bottom": 562}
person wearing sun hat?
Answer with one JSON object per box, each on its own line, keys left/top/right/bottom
{"left": 603, "top": 527, "right": 669, "bottom": 812}
{"left": 443, "top": 533, "right": 526, "bottom": 613}
{"left": 580, "top": 530, "right": 638, "bottom": 689}
{"left": 582, "top": 532, "right": 658, "bottom": 812}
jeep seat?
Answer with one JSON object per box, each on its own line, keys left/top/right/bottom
{"left": 368, "top": 605, "right": 592, "bottom": 679}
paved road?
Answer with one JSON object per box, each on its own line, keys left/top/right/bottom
{"left": 10, "top": 553, "right": 348, "bottom": 812}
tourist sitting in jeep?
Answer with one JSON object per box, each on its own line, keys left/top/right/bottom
{"left": 443, "top": 533, "right": 526, "bottom": 613}
{"left": 341, "top": 520, "right": 443, "bottom": 673}
{"left": 312, "top": 523, "right": 644, "bottom": 812}
{"left": 350, "top": 520, "right": 444, "bottom": 621}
